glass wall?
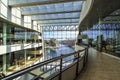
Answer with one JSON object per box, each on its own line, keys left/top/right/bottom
{"left": 0, "top": 47, "right": 42, "bottom": 75}
{"left": 0, "top": 0, "right": 43, "bottom": 76}
{"left": 24, "top": 16, "right": 31, "bottom": 28}
{"left": 44, "top": 31, "right": 78, "bottom": 41}
{"left": 0, "top": 0, "right": 8, "bottom": 19}
{"left": 82, "top": 23, "right": 120, "bottom": 57}
{"left": 12, "top": 8, "right": 21, "bottom": 25}
{"left": 0, "top": 21, "right": 42, "bottom": 75}
{"left": 0, "top": 21, "right": 42, "bottom": 45}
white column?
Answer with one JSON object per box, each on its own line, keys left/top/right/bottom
{"left": 98, "top": 18, "right": 102, "bottom": 51}
{"left": 41, "top": 26, "right": 45, "bottom": 61}
{"left": 2, "top": 23, "right": 7, "bottom": 73}
{"left": 31, "top": 20, "right": 33, "bottom": 29}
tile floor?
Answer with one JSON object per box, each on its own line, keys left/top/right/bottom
{"left": 76, "top": 48, "right": 120, "bottom": 80}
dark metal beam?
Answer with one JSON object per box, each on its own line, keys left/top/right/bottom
{"left": 38, "top": 22, "right": 78, "bottom": 24}
{"left": 43, "top": 25, "right": 78, "bottom": 31}
{"left": 22, "top": 10, "right": 81, "bottom": 16}
{"left": 33, "top": 17, "right": 80, "bottom": 21}
{"left": 9, "top": 0, "right": 84, "bottom": 7}
{"left": 40, "top": 24, "right": 78, "bottom": 26}
{"left": 44, "top": 30, "right": 78, "bottom": 32}
{"left": 101, "top": 21, "right": 120, "bottom": 24}
{"left": 109, "top": 15, "right": 120, "bottom": 17}
{"left": 39, "top": 24, "right": 78, "bottom": 26}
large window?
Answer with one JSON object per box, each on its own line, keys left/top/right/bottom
{"left": 33, "top": 21, "right": 38, "bottom": 30}
{"left": 24, "top": 16, "right": 31, "bottom": 28}
{"left": 0, "top": 0, "right": 8, "bottom": 19}
{"left": 43, "top": 26, "right": 78, "bottom": 41}
{"left": 12, "top": 8, "right": 21, "bottom": 25}
{"left": 1, "top": 0, "right": 7, "bottom": 5}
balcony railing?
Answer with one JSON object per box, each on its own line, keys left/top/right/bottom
{"left": 0, "top": 43, "right": 42, "bottom": 55}
{"left": 0, "top": 47, "right": 88, "bottom": 80}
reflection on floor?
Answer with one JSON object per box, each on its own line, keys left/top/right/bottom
{"left": 77, "top": 48, "right": 120, "bottom": 80}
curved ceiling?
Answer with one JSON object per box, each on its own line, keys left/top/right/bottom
{"left": 79, "top": 0, "right": 120, "bottom": 28}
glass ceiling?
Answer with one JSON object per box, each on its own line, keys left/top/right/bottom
{"left": 21, "top": 1, "right": 82, "bottom": 24}
{"left": 10, "top": 0, "right": 83, "bottom": 26}
{"left": 21, "top": 1, "right": 82, "bottom": 14}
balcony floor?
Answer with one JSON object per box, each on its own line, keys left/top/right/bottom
{"left": 77, "top": 48, "right": 120, "bottom": 80}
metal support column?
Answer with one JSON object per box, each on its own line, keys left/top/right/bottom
{"left": 42, "top": 26, "right": 45, "bottom": 61}
{"left": 98, "top": 18, "right": 102, "bottom": 51}
{"left": 21, "top": 15, "right": 24, "bottom": 26}
{"left": 76, "top": 52, "right": 79, "bottom": 76}
{"left": 31, "top": 20, "right": 34, "bottom": 29}
{"left": 7, "top": 6, "right": 12, "bottom": 21}
{"left": 59, "top": 57, "right": 63, "bottom": 80}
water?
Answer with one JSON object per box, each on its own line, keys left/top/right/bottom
{"left": 45, "top": 44, "right": 75, "bottom": 61}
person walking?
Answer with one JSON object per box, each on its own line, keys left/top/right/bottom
{"left": 102, "top": 40, "right": 107, "bottom": 52}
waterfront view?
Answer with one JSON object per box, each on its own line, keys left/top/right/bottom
{"left": 45, "top": 44, "right": 75, "bottom": 60}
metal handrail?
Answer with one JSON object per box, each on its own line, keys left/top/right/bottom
{"left": 1, "top": 48, "right": 88, "bottom": 80}
{"left": 31, "top": 58, "right": 75, "bottom": 80}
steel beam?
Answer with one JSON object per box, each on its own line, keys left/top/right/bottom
{"left": 33, "top": 17, "right": 80, "bottom": 21}
{"left": 38, "top": 22, "right": 78, "bottom": 24}
{"left": 37, "top": 19, "right": 79, "bottom": 24}
{"left": 43, "top": 25, "right": 79, "bottom": 32}
{"left": 39, "top": 23, "right": 78, "bottom": 26}
{"left": 101, "top": 21, "right": 120, "bottom": 24}
{"left": 22, "top": 10, "right": 81, "bottom": 16}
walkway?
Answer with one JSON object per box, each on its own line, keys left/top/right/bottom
{"left": 77, "top": 48, "right": 120, "bottom": 80}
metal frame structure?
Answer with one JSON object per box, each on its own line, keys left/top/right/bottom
{"left": 43, "top": 25, "right": 78, "bottom": 32}
{"left": 8, "top": 0, "right": 84, "bottom": 26}
{"left": 43, "top": 25, "right": 79, "bottom": 41}
{"left": 9, "top": 0, "right": 85, "bottom": 7}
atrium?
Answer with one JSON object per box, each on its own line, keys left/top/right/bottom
{"left": 0, "top": 0, "right": 120, "bottom": 80}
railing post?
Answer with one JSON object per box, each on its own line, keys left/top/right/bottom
{"left": 86, "top": 48, "right": 88, "bottom": 63}
{"left": 76, "top": 51, "right": 80, "bottom": 77}
{"left": 83, "top": 49, "right": 86, "bottom": 67}
{"left": 45, "top": 64, "right": 47, "bottom": 71}
{"left": 59, "top": 57, "right": 63, "bottom": 80}
{"left": 83, "top": 48, "right": 88, "bottom": 67}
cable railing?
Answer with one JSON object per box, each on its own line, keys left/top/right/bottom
{"left": 0, "top": 47, "right": 88, "bottom": 80}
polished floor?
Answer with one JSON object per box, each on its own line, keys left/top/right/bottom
{"left": 77, "top": 48, "right": 120, "bottom": 80}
